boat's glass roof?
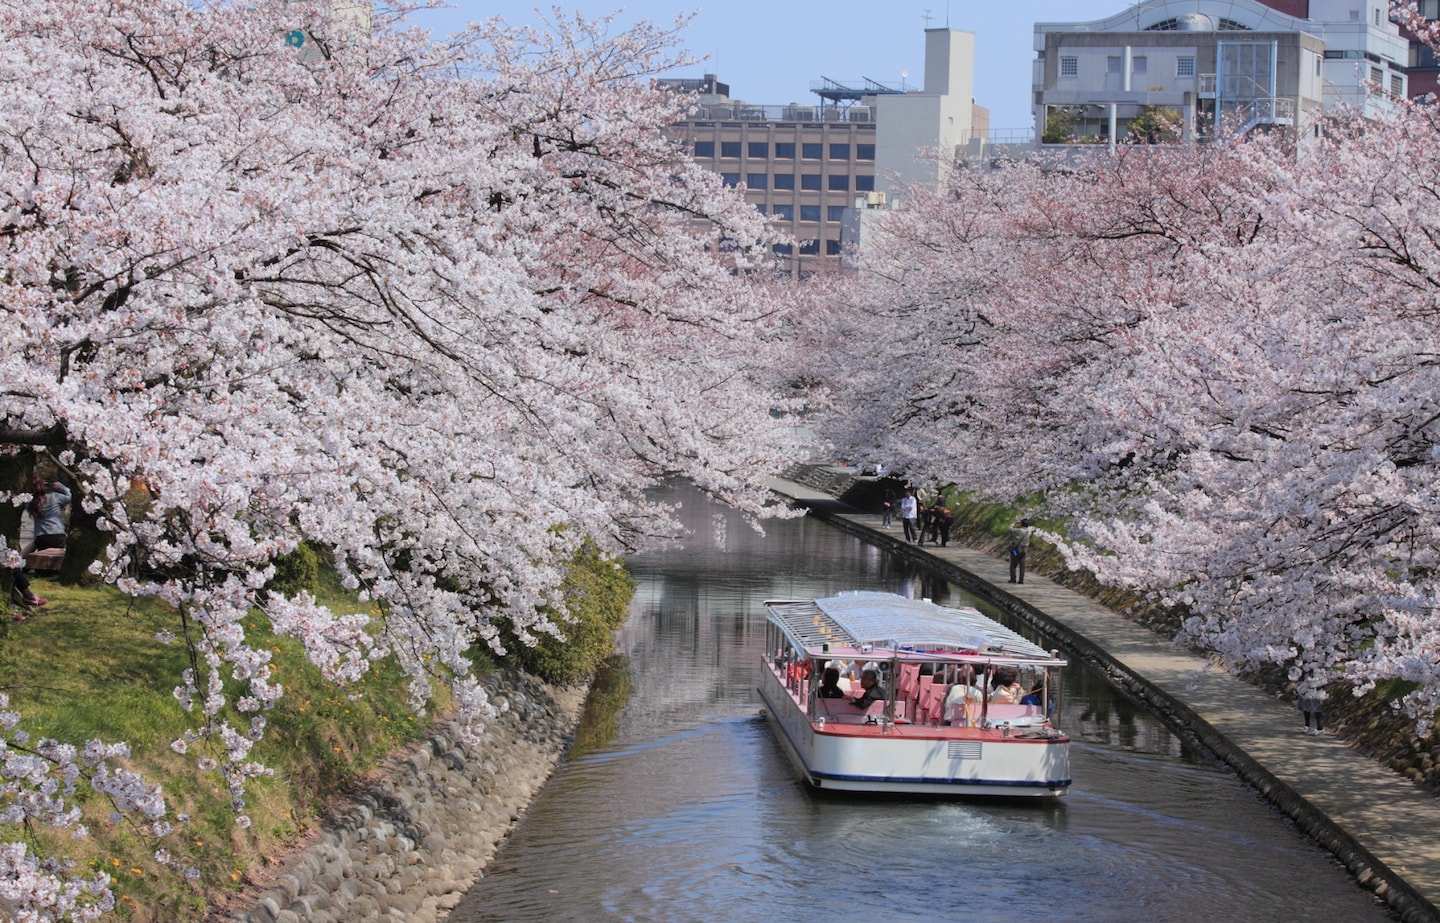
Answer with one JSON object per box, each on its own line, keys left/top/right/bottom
{"left": 765, "top": 591, "right": 1061, "bottom": 664}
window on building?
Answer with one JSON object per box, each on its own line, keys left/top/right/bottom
{"left": 829, "top": 143, "right": 850, "bottom": 160}
{"left": 772, "top": 243, "right": 792, "bottom": 256}
{"left": 773, "top": 173, "right": 795, "bottom": 190}
{"left": 771, "top": 203, "right": 794, "bottom": 220}
{"left": 1107, "top": 56, "right": 1122, "bottom": 74}
{"left": 856, "top": 143, "right": 875, "bottom": 160}
{"left": 800, "top": 204, "right": 821, "bottom": 222}
{"left": 747, "top": 173, "right": 767, "bottom": 190}
{"left": 802, "top": 142, "right": 823, "bottom": 159}
{"left": 748, "top": 141, "right": 768, "bottom": 158}
{"left": 754, "top": 204, "right": 766, "bottom": 215}
{"left": 721, "top": 141, "right": 741, "bottom": 158}
{"left": 826, "top": 239, "right": 842, "bottom": 256}
{"left": 827, "top": 205, "right": 847, "bottom": 221}
{"left": 828, "top": 174, "right": 849, "bottom": 191}
{"left": 1392, "top": 73, "right": 1405, "bottom": 96}
{"left": 855, "top": 174, "right": 875, "bottom": 192}
{"left": 799, "top": 239, "right": 820, "bottom": 255}
{"left": 1060, "top": 56, "right": 1078, "bottom": 77}
{"left": 721, "top": 172, "right": 740, "bottom": 187}
{"left": 1132, "top": 56, "right": 1147, "bottom": 74}
{"left": 1177, "top": 56, "right": 1195, "bottom": 77}
{"left": 693, "top": 140, "right": 715, "bottom": 157}
{"left": 775, "top": 142, "right": 796, "bottom": 159}
{"left": 801, "top": 173, "right": 822, "bottom": 190}
{"left": 1371, "top": 66, "right": 1384, "bottom": 84}
{"left": 1374, "top": 7, "right": 1382, "bottom": 25}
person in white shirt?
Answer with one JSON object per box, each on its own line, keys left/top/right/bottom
{"left": 900, "top": 489, "right": 920, "bottom": 543}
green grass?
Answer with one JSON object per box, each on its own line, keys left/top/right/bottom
{"left": 0, "top": 572, "right": 450, "bottom": 921}
{"left": 0, "top": 537, "right": 631, "bottom": 920}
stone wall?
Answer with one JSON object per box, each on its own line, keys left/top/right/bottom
{"left": 215, "top": 669, "right": 588, "bottom": 923}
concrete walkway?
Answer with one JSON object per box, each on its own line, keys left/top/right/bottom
{"left": 768, "top": 476, "right": 1440, "bottom": 923}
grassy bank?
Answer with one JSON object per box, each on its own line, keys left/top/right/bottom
{"left": 0, "top": 571, "right": 445, "bottom": 920}
{"left": 0, "top": 537, "right": 634, "bottom": 921}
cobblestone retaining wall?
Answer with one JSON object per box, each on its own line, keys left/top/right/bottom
{"left": 217, "top": 669, "right": 587, "bottom": 923}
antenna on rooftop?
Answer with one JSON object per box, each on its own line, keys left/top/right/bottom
{"left": 921, "top": 9, "right": 933, "bottom": 28}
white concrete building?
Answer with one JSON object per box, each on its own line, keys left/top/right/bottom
{"left": 873, "top": 29, "right": 986, "bottom": 197}
{"left": 1033, "top": 0, "right": 1409, "bottom": 146}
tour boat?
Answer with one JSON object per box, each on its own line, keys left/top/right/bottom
{"left": 758, "top": 591, "right": 1071, "bottom": 797}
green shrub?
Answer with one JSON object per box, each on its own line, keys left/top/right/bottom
{"left": 502, "top": 541, "right": 634, "bottom": 684}
{"left": 268, "top": 541, "right": 321, "bottom": 596}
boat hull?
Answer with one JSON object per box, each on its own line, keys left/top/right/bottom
{"left": 758, "top": 669, "right": 1070, "bottom": 797}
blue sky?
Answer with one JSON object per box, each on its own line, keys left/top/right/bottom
{"left": 407, "top": 1, "right": 1130, "bottom": 132}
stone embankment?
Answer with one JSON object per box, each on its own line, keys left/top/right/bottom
{"left": 217, "top": 669, "right": 587, "bottom": 923}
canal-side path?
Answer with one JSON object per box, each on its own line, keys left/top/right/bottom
{"left": 768, "top": 475, "right": 1440, "bottom": 923}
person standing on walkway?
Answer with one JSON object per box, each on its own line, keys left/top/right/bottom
{"left": 935, "top": 501, "right": 953, "bottom": 547}
{"left": 1007, "top": 517, "right": 1032, "bottom": 584}
{"left": 900, "top": 489, "right": 919, "bottom": 543}
{"left": 880, "top": 484, "right": 895, "bottom": 528}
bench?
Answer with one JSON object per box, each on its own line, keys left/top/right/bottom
{"left": 24, "top": 548, "right": 64, "bottom": 573}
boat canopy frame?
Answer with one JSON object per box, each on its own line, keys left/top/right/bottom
{"left": 764, "top": 591, "right": 1065, "bottom": 667}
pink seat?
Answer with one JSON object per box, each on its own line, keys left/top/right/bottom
{"left": 898, "top": 663, "right": 920, "bottom": 697}
{"left": 921, "top": 682, "right": 948, "bottom": 724}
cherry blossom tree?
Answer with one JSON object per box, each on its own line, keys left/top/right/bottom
{"left": 1, "top": 0, "right": 796, "bottom": 913}
{"left": 812, "top": 115, "right": 1440, "bottom": 733}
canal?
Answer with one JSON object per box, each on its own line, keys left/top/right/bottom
{"left": 450, "top": 483, "right": 1394, "bottom": 922}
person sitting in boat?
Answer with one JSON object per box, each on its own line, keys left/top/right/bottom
{"left": 944, "top": 665, "right": 986, "bottom": 723}
{"left": 816, "top": 667, "right": 846, "bottom": 699}
{"left": 850, "top": 668, "right": 886, "bottom": 710}
{"left": 990, "top": 667, "right": 1025, "bottom": 704}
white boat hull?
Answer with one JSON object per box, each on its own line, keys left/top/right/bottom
{"left": 758, "top": 668, "right": 1070, "bottom": 797}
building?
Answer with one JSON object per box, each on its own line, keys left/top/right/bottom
{"left": 1399, "top": 0, "right": 1440, "bottom": 99}
{"left": 1032, "top": 0, "right": 1409, "bottom": 147}
{"left": 664, "top": 29, "right": 986, "bottom": 276}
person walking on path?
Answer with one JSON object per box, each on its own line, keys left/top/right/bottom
{"left": 1300, "top": 693, "right": 1326, "bottom": 735}
{"left": 1007, "top": 517, "right": 1033, "bottom": 584}
{"left": 900, "top": 489, "right": 919, "bottom": 543}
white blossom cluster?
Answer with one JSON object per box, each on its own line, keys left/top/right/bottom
{"left": 811, "top": 110, "right": 1440, "bottom": 732}
{"left": 0, "top": 0, "right": 801, "bottom": 914}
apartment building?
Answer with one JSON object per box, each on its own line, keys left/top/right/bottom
{"left": 666, "top": 29, "right": 985, "bottom": 276}
{"left": 1033, "top": 0, "right": 1408, "bottom": 146}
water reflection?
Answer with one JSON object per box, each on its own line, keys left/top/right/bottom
{"left": 451, "top": 483, "right": 1393, "bottom": 923}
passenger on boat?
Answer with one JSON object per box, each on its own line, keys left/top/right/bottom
{"left": 990, "top": 667, "right": 1025, "bottom": 704}
{"left": 850, "top": 668, "right": 886, "bottom": 709}
{"left": 1020, "top": 682, "right": 1045, "bottom": 707}
{"left": 816, "top": 667, "right": 846, "bottom": 699}
{"left": 943, "top": 667, "right": 986, "bottom": 723}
